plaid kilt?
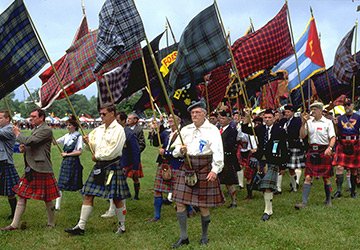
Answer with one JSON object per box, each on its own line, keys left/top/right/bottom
{"left": 124, "top": 163, "right": 144, "bottom": 178}
{"left": 244, "top": 156, "right": 257, "bottom": 181}
{"left": 173, "top": 155, "right": 225, "bottom": 207}
{"left": 286, "top": 148, "right": 306, "bottom": 169}
{"left": 13, "top": 171, "right": 60, "bottom": 202}
{"left": 154, "top": 162, "right": 180, "bottom": 193}
{"left": 305, "top": 147, "right": 333, "bottom": 178}
{"left": 332, "top": 139, "right": 360, "bottom": 168}
{"left": 81, "top": 160, "right": 131, "bottom": 200}
{"left": 259, "top": 164, "right": 279, "bottom": 192}
{"left": 218, "top": 154, "right": 239, "bottom": 185}
{"left": 58, "top": 156, "right": 83, "bottom": 191}
{"left": 0, "top": 164, "right": 20, "bottom": 196}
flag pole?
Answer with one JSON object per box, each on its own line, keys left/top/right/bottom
{"left": 286, "top": 0, "right": 307, "bottom": 112}
{"left": 144, "top": 86, "right": 163, "bottom": 115}
{"left": 204, "top": 81, "right": 211, "bottom": 114}
{"left": 165, "top": 20, "right": 169, "bottom": 47}
{"left": 352, "top": 20, "right": 358, "bottom": 103}
{"left": 166, "top": 17, "right": 177, "bottom": 43}
{"left": 24, "top": 5, "right": 94, "bottom": 155}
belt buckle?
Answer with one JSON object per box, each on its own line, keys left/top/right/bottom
{"left": 346, "top": 136, "right": 351, "bottom": 140}
{"left": 312, "top": 145, "right": 318, "bottom": 150}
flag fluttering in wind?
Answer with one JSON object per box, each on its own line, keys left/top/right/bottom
{"left": 232, "top": 4, "right": 292, "bottom": 79}
{"left": 0, "top": 0, "right": 48, "bottom": 100}
{"left": 272, "top": 17, "right": 325, "bottom": 92}
{"left": 168, "top": 4, "right": 230, "bottom": 92}
{"left": 94, "top": 0, "right": 145, "bottom": 73}
{"left": 332, "top": 26, "right": 359, "bottom": 84}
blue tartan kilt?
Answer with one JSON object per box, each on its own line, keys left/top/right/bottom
{"left": 259, "top": 164, "right": 279, "bottom": 192}
{"left": 0, "top": 164, "right": 20, "bottom": 196}
{"left": 58, "top": 156, "right": 83, "bottom": 191}
{"left": 81, "top": 161, "right": 131, "bottom": 200}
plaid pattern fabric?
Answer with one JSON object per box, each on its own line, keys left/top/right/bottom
{"left": 173, "top": 155, "right": 225, "bottom": 207}
{"left": 94, "top": 0, "right": 145, "bottom": 73}
{"left": 154, "top": 163, "right": 180, "bottom": 193}
{"left": 259, "top": 164, "right": 279, "bottom": 191}
{"left": 332, "top": 139, "right": 360, "bottom": 168}
{"left": 207, "top": 63, "right": 231, "bottom": 110}
{"left": 0, "top": 164, "right": 20, "bottom": 196}
{"left": 333, "top": 26, "right": 359, "bottom": 84}
{"left": 58, "top": 156, "right": 83, "bottom": 191}
{"left": 124, "top": 163, "right": 144, "bottom": 178}
{"left": 286, "top": 148, "right": 305, "bottom": 169}
{"left": 290, "top": 79, "right": 314, "bottom": 110}
{"left": 305, "top": 146, "right": 333, "bottom": 178}
{"left": 81, "top": 162, "right": 131, "bottom": 200}
{"left": 13, "top": 171, "right": 60, "bottom": 202}
{"left": 232, "top": 4, "right": 292, "bottom": 79}
{"left": 0, "top": 0, "right": 48, "bottom": 100}
{"left": 169, "top": 4, "right": 230, "bottom": 93}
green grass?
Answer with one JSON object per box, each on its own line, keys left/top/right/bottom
{"left": 1, "top": 129, "right": 360, "bottom": 249}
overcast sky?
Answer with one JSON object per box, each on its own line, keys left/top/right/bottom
{"left": 1, "top": 0, "right": 359, "bottom": 101}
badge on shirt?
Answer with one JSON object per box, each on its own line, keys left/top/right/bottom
{"left": 199, "top": 139, "right": 207, "bottom": 153}
{"left": 316, "top": 127, "right": 322, "bottom": 131}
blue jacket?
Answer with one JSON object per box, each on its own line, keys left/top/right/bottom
{"left": 121, "top": 127, "right": 141, "bottom": 170}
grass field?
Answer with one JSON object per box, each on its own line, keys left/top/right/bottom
{"left": 0, "top": 129, "right": 360, "bottom": 250}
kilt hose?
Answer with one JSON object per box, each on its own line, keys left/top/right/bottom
{"left": 259, "top": 164, "right": 279, "bottom": 191}
{"left": 0, "top": 164, "right": 20, "bottom": 196}
{"left": 58, "top": 156, "right": 83, "bottom": 191}
{"left": 173, "top": 155, "right": 225, "bottom": 208}
{"left": 13, "top": 170, "right": 60, "bottom": 202}
{"left": 332, "top": 139, "right": 360, "bottom": 169}
{"left": 154, "top": 161, "right": 180, "bottom": 193}
{"left": 286, "top": 148, "right": 305, "bottom": 169}
{"left": 124, "top": 163, "right": 144, "bottom": 178}
{"left": 81, "top": 159, "right": 131, "bottom": 200}
{"left": 305, "top": 145, "right": 333, "bottom": 178}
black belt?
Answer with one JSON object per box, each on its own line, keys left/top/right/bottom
{"left": 309, "top": 144, "right": 327, "bottom": 151}
{"left": 224, "top": 152, "right": 233, "bottom": 156}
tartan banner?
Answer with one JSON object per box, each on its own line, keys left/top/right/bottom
{"left": 94, "top": 0, "right": 145, "bottom": 73}
{"left": 232, "top": 4, "right": 292, "bottom": 79}
{"left": 0, "top": 0, "right": 48, "bottom": 100}
{"left": 207, "top": 63, "right": 231, "bottom": 110}
{"left": 332, "top": 26, "right": 359, "bottom": 84}
{"left": 168, "top": 4, "right": 230, "bottom": 93}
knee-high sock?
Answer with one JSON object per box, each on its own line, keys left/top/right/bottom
{"left": 350, "top": 174, "right": 357, "bottom": 195}
{"left": 201, "top": 215, "right": 211, "bottom": 242}
{"left": 263, "top": 192, "right": 273, "bottom": 215}
{"left": 246, "top": 183, "right": 253, "bottom": 198}
{"left": 336, "top": 174, "right": 344, "bottom": 193}
{"left": 154, "top": 197, "right": 163, "bottom": 220}
{"left": 295, "top": 169, "right": 302, "bottom": 185}
{"left": 176, "top": 211, "right": 188, "bottom": 240}
{"left": 8, "top": 196, "right": 17, "bottom": 217}
{"left": 55, "top": 191, "right": 62, "bottom": 210}
{"left": 229, "top": 185, "right": 237, "bottom": 204}
{"left": 11, "top": 198, "right": 26, "bottom": 228}
{"left": 134, "top": 183, "right": 140, "bottom": 199}
{"left": 45, "top": 201, "right": 55, "bottom": 227}
{"left": 302, "top": 183, "right": 311, "bottom": 204}
{"left": 116, "top": 202, "right": 126, "bottom": 230}
{"left": 347, "top": 172, "right": 352, "bottom": 189}
{"left": 324, "top": 184, "right": 332, "bottom": 202}
{"left": 276, "top": 174, "right": 283, "bottom": 192}
{"left": 290, "top": 175, "right": 297, "bottom": 191}
{"left": 237, "top": 170, "right": 244, "bottom": 187}
{"left": 108, "top": 198, "right": 116, "bottom": 212}
{"left": 76, "top": 205, "right": 93, "bottom": 230}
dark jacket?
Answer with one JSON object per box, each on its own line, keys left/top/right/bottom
{"left": 121, "top": 127, "right": 141, "bottom": 170}
{"left": 129, "top": 124, "right": 146, "bottom": 153}
{"left": 279, "top": 116, "right": 303, "bottom": 148}
{"left": 221, "top": 125, "right": 240, "bottom": 170}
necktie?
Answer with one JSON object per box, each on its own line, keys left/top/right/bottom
{"left": 263, "top": 127, "right": 269, "bottom": 149}
{"left": 220, "top": 127, "right": 223, "bottom": 135}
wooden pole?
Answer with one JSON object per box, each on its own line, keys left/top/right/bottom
{"left": 352, "top": 20, "right": 358, "bottom": 103}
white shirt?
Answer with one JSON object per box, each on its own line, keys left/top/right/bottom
{"left": 88, "top": 120, "right": 126, "bottom": 161}
{"left": 173, "top": 119, "right": 224, "bottom": 174}
{"left": 237, "top": 126, "right": 257, "bottom": 151}
{"left": 305, "top": 116, "right": 336, "bottom": 145}
{"left": 56, "top": 131, "right": 83, "bottom": 151}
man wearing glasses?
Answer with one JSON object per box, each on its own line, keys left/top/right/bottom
{"left": 65, "top": 105, "right": 130, "bottom": 235}
{"left": 332, "top": 98, "right": 360, "bottom": 199}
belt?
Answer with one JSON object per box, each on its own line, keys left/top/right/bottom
{"left": 309, "top": 144, "right": 327, "bottom": 151}
{"left": 224, "top": 152, "right": 233, "bottom": 156}
{"left": 340, "top": 135, "right": 359, "bottom": 140}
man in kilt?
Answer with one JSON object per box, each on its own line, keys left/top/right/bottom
{"left": 295, "top": 102, "right": 336, "bottom": 209}
{"left": 218, "top": 108, "right": 240, "bottom": 208}
{"left": 171, "top": 100, "right": 224, "bottom": 248}
{"left": 0, "top": 110, "right": 19, "bottom": 220}
{"left": 277, "top": 105, "right": 305, "bottom": 193}
{"left": 1, "top": 108, "right": 60, "bottom": 231}
{"left": 65, "top": 105, "right": 130, "bottom": 235}
{"left": 332, "top": 98, "right": 360, "bottom": 198}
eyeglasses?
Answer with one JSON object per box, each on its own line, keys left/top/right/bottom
{"left": 99, "top": 112, "right": 108, "bottom": 116}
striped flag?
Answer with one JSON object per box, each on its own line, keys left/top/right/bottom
{"left": 0, "top": 0, "right": 48, "bottom": 100}
{"left": 272, "top": 16, "right": 325, "bottom": 92}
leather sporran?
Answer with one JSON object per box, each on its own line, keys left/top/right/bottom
{"left": 309, "top": 153, "right": 321, "bottom": 165}
{"left": 184, "top": 170, "right": 198, "bottom": 187}
{"left": 161, "top": 163, "right": 172, "bottom": 181}
{"left": 343, "top": 143, "right": 354, "bottom": 155}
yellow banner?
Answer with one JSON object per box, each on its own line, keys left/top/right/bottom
{"left": 160, "top": 51, "right": 177, "bottom": 77}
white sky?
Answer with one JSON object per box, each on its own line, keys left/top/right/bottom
{"left": 1, "top": 0, "right": 359, "bottom": 101}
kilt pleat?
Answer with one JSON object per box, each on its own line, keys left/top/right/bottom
{"left": 154, "top": 163, "right": 179, "bottom": 193}
{"left": 173, "top": 155, "right": 225, "bottom": 207}
{"left": 58, "top": 156, "right": 83, "bottom": 191}
{"left": 259, "top": 164, "right": 279, "bottom": 191}
{"left": 286, "top": 148, "right": 305, "bottom": 169}
{"left": 332, "top": 139, "right": 360, "bottom": 168}
{"left": 0, "top": 164, "right": 20, "bottom": 196}
{"left": 13, "top": 171, "right": 60, "bottom": 202}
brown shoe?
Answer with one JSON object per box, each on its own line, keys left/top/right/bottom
{"left": 294, "top": 203, "right": 306, "bottom": 210}
{"left": 0, "top": 225, "right": 18, "bottom": 231}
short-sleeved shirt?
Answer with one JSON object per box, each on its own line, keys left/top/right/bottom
{"left": 306, "top": 116, "right": 336, "bottom": 145}
{"left": 56, "top": 131, "right": 83, "bottom": 151}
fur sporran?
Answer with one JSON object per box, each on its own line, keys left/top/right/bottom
{"left": 161, "top": 163, "right": 172, "bottom": 181}
{"left": 184, "top": 170, "right": 198, "bottom": 187}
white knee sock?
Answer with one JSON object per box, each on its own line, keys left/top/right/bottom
{"left": 295, "top": 169, "right": 302, "bottom": 185}
{"left": 290, "top": 175, "right": 297, "bottom": 191}
{"left": 277, "top": 174, "right": 283, "bottom": 192}
{"left": 55, "top": 191, "right": 62, "bottom": 210}
{"left": 237, "top": 170, "right": 244, "bottom": 187}
{"left": 263, "top": 192, "right": 273, "bottom": 215}
{"left": 108, "top": 198, "right": 115, "bottom": 212}
{"left": 116, "top": 200, "right": 127, "bottom": 230}
{"left": 11, "top": 198, "right": 26, "bottom": 228}
{"left": 76, "top": 205, "right": 93, "bottom": 230}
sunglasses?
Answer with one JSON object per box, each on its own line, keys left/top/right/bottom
{"left": 99, "top": 112, "right": 108, "bottom": 116}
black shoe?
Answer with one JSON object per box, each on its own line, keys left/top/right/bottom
{"left": 351, "top": 192, "right": 357, "bottom": 198}
{"left": 162, "top": 199, "right": 172, "bottom": 205}
{"left": 133, "top": 196, "right": 140, "bottom": 200}
{"left": 261, "top": 213, "right": 271, "bottom": 221}
{"left": 274, "top": 191, "right": 282, "bottom": 195}
{"left": 64, "top": 226, "right": 85, "bottom": 236}
{"left": 200, "top": 238, "right": 209, "bottom": 245}
{"left": 227, "top": 204, "right": 237, "bottom": 208}
{"left": 332, "top": 191, "right": 342, "bottom": 199}
{"left": 172, "top": 238, "right": 189, "bottom": 248}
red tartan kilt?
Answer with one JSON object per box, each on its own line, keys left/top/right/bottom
{"left": 305, "top": 153, "right": 333, "bottom": 178}
{"left": 332, "top": 140, "right": 360, "bottom": 168}
{"left": 13, "top": 172, "right": 60, "bottom": 202}
{"left": 154, "top": 163, "right": 179, "bottom": 193}
{"left": 244, "top": 165, "right": 256, "bottom": 181}
{"left": 124, "top": 163, "right": 144, "bottom": 178}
